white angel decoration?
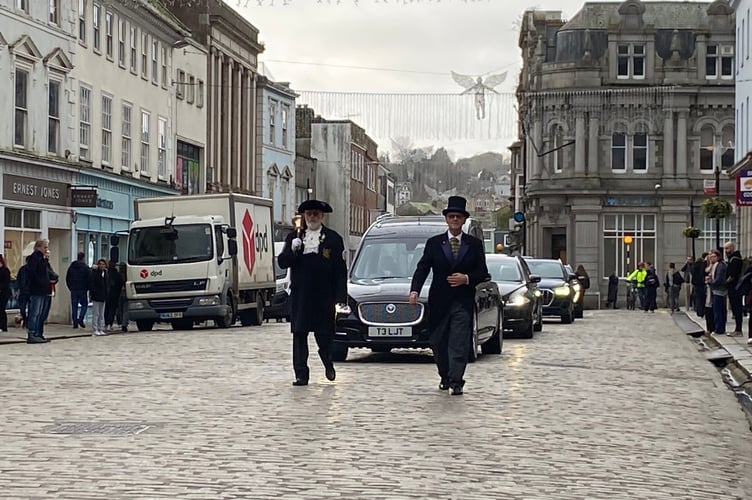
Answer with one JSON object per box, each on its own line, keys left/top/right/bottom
{"left": 451, "top": 71, "right": 507, "bottom": 120}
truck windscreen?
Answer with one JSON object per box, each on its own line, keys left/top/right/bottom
{"left": 128, "top": 224, "right": 214, "bottom": 265}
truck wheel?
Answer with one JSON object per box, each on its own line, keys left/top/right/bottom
{"left": 216, "top": 294, "right": 235, "bottom": 328}
{"left": 240, "top": 294, "right": 265, "bottom": 326}
{"left": 171, "top": 319, "right": 193, "bottom": 330}
{"left": 136, "top": 320, "right": 154, "bottom": 332}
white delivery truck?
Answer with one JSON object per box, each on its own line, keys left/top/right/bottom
{"left": 124, "top": 193, "right": 275, "bottom": 331}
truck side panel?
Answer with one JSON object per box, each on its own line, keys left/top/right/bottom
{"left": 234, "top": 199, "right": 275, "bottom": 291}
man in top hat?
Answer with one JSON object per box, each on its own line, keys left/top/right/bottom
{"left": 409, "top": 196, "right": 489, "bottom": 395}
{"left": 278, "top": 199, "right": 348, "bottom": 386}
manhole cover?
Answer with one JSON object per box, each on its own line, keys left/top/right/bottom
{"left": 43, "top": 422, "right": 151, "bottom": 436}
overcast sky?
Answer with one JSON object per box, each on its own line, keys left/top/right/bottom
{"left": 233, "top": 0, "right": 707, "bottom": 158}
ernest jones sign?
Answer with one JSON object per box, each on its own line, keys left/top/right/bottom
{"left": 3, "top": 174, "right": 69, "bottom": 207}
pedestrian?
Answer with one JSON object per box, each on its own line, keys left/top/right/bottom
{"left": 277, "top": 199, "right": 347, "bottom": 386}
{"left": 627, "top": 262, "right": 647, "bottom": 310}
{"left": 25, "top": 239, "right": 51, "bottom": 344}
{"left": 723, "top": 241, "right": 743, "bottom": 337}
{"left": 692, "top": 253, "right": 709, "bottom": 317}
{"left": 0, "top": 255, "right": 11, "bottom": 332}
{"left": 737, "top": 267, "right": 752, "bottom": 345}
{"left": 16, "top": 257, "right": 30, "bottom": 328}
{"left": 104, "top": 260, "right": 123, "bottom": 331}
{"left": 606, "top": 271, "right": 619, "bottom": 309}
{"left": 644, "top": 267, "right": 660, "bottom": 312}
{"left": 702, "top": 252, "right": 716, "bottom": 334}
{"left": 89, "top": 259, "right": 109, "bottom": 336}
{"left": 409, "top": 196, "right": 489, "bottom": 396}
{"left": 706, "top": 249, "right": 728, "bottom": 336}
{"left": 680, "top": 256, "right": 693, "bottom": 312}
{"left": 575, "top": 264, "right": 590, "bottom": 290}
{"left": 663, "top": 262, "right": 684, "bottom": 313}
{"left": 116, "top": 262, "right": 129, "bottom": 332}
{"left": 40, "top": 248, "right": 59, "bottom": 340}
{"left": 65, "top": 251, "right": 91, "bottom": 329}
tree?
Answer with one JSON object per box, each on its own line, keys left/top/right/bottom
{"left": 495, "top": 206, "right": 512, "bottom": 230}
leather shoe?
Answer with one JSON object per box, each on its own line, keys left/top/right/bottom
{"left": 325, "top": 365, "right": 336, "bottom": 381}
{"left": 450, "top": 385, "right": 463, "bottom": 396}
{"left": 26, "top": 336, "right": 48, "bottom": 344}
{"left": 439, "top": 380, "right": 450, "bottom": 391}
{"left": 292, "top": 379, "right": 308, "bottom": 386}
{"left": 78, "top": 321, "right": 86, "bottom": 328}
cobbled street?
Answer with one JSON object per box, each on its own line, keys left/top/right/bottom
{"left": 0, "top": 310, "right": 750, "bottom": 500}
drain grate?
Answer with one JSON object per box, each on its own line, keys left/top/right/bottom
{"left": 43, "top": 421, "right": 151, "bottom": 436}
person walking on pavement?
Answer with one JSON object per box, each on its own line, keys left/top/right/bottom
{"left": 39, "top": 248, "right": 59, "bottom": 341}
{"left": 606, "top": 271, "right": 619, "bottom": 309}
{"left": 644, "top": 267, "right": 660, "bottom": 312}
{"left": 66, "top": 251, "right": 91, "bottom": 329}
{"left": 723, "top": 241, "right": 744, "bottom": 337}
{"left": 16, "top": 257, "right": 30, "bottom": 328}
{"left": 691, "top": 253, "right": 709, "bottom": 317}
{"left": 104, "top": 260, "right": 123, "bottom": 331}
{"left": 409, "top": 196, "right": 490, "bottom": 396}
{"left": 26, "top": 239, "right": 51, "bottom": 343}
{"left": 664, "top": 262, "right": 684, "bottom": 313}
{"left": 627, "top": 262, "right": 647, "bottom": 310}
{"left": 0, "top": 255, "right": 11, "bottom": 332}
{"left": 706, "top": 249, "right": 728, "bottom": 337}
{"left": 680, "top": 256, "right": 694, "bottom": 312}
{"left": 278, "top": 200, "right": 347, "bottom": 386}
{"left": 89, "top": 259, "right": 109, "bottom": 336}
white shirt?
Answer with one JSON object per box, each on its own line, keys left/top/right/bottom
{"left": 446, "top": 230, "right": 464, "bottom": 243}
{"left": 302, "top": 227, "right": 322, "bottom": 255}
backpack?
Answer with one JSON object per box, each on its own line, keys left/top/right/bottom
{"left": 645, "top": 274, "right": 658, "bottom": 287}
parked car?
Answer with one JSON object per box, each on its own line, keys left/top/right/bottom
{"left": 486, "top": 254, "right": 542, "bottom": 338}
{"left": 525, "top": 258, "right": 576, "bottom": 324}
{"left": 333, "top": 215, "right": 503, "bottom": 362}
{"left": 564, "top": 264, "right": 585, "bottom": 319}
{"left": 266, "top": 242, "right": 291, "bottom": 322}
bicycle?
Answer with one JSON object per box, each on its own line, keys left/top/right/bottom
{"left": 625, "top": 279, "right": 638, "bottom": 310}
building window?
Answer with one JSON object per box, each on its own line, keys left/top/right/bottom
{"left": 49, "top": 0, "right": 59, "bottom": 24}
{"left": 141, "top": 32, "right": 148, "bottom": 79}
{"left": 79, "top": 86, "right": 92, "bottom": 160}
{"left": 611, "top": 133, "right": 626, "bottom": 171}
{"left": 5, "top": 208, "right": 41, "bottom": 286}
{"left": 706, "top": 45, "right": 734, "bottom": 79}
{"left": 700, "top": 125, "right": 735, "bottom": 172}
{"left": 699, "top": 125, "right": 715, "bottom": 171}
{"left": 632, "top": 131, "right": 648, "bottom": 171}
{"left": 16, "top": 0, "right": 28, "bottom": 12}
{"left": 118, "top": 17, "right": 126, "bottom": 67}
{"left": 157, "top": 117, "right": 167, "bottom": 178}
{"left": 140, "top": 110, "right": 150, "bottom": 175}
{"left": 176, "top": 69, "right": 185, "bottom": 99}
{"left": 282, "top": 105, "right": 289, "bottom": 148}
{"left": 617, "top": 44, "right": 645, "bottom": 79}
{"left": 14, "top": 69, "right": 28, "bottom": 148}
{"left": 129, "top": 26, "right": 137, "bottom": 72}
{"left": 551, "top": 124, "right": 564, "bottom": 173}
{"left": 269, "top": 100, "right": 277, "bottom": 144}
{"left": 161, "top": 46, "right": 168, "bottom": 88}
{"left": 79, "top": 0, "right": 86, "bottom": 44}
{"left": 700, "top": 214, "right": 737, "bottom": 248}
{"left": 603, "top": 214, "right": 656, "bottom": 278}
{"left": 105, "top": 10, "right": 113, "bottom": 58}
{"left": 101, "top": 94, "right": 112, "bottom": 165}
{"left": 187, "top": 75, "right": 195, "bottom": 104}
{"left": 121, "top": 102, "right": 132, "bottom": 170}
{"left": 176, "top": 140, "right": 201, "bottom": 195}
{"left": 92, "top": 3, "right": 100, "bottom": 51}
{"left": 151, "top": 40, "right": 158, "bottom": 84}
{"left": 197, "top": 80, "right": 204, "bottom": 108}
{"left": 722, "top": 126, "right": 735, "bottom": 169}
{"left": 48, "top": 80, "right": 60, "bottom": 155}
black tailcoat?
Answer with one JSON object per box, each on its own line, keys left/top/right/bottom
{"left": 410, "top": 232, "right": 489, "bottom": 331}
{"left": 277, "top": 225, "right": 347, "bottom": 333}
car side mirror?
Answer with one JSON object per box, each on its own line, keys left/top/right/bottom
{"left": 529, "top": 274, "right": 541, "bottom": 283}
{"left": 228, "top": 240, "right": 238, "bottom": 257}
{"left": 568, "top": 273, "right": 578, "bottom": 281}
{"left": 226, "top": 227, "right": 237, "bottom": 239}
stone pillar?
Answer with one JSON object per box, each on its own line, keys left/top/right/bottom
{"left": 220, "top": 54, "right": 229, "bottom": 187}
{"left": 676, "top": 111, "right": 687, "bottom": 177}
{"left": 234, "top": 65, "right": 243, "bottom": 190}
{"left": 663, "top": 110, "right": 674, "bottom": 177}
{"left": 532, "top": 119, "right": 542, "bottom": 179}
{"left": 210, "top": 49, "right": 221, "bottom": 186}
{"left": 245, "top": 70, "right": 254, "bottom": 193}
{"left": 575, "top": 114, "right": 586, "bottom": 176}
{"left": 224, "top": 58, "right": 234, "bottom": 189}
{"left": 587, "top": 114, "right": 599, "bottom": 177}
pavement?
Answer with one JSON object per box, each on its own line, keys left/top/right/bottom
{"left": 0, "top": 311, "right": 750, "bottom": 499}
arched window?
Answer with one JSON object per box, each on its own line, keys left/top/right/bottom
{"left": 632, "top": 123, "right": 648, "bottom": 171}
{"left": 721, "top": 125, "right": 735, "bottom": 170}
{"left": 551, "top": 125, "right": 564, "bottom": 173}
{"left": 699, "top": 125, "right": 715, "bottom": 171}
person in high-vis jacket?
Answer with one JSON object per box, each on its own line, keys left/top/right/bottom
{"left": 627, "top": 262, "right": 647, "bottom": 310}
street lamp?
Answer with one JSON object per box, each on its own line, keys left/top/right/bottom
{"left": 624, "top": 234, "right": 633, "bottom": 270}
{"left": 714, "top": 165, "right": 721, "bottom": 252}
{"left": 306, "top": 178, "right": 313, "bottom": 201}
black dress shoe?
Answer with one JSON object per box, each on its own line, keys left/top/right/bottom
{"left": 439, "top": 380, "right": 450, "bottom": 391}
{"left": 292, "top": 379, "right": 309, "bottom": 386}
{"left": 450, "top": 385, "right": 463, "bottom": 396}
{"left": 78, "top": 321, "right": 86, "bottom": 328}
{"left": 26, "top": 336, "right": 48, "bottom": 344}
{"left": 325, "top": 365, "right": 336, "bottom": 381}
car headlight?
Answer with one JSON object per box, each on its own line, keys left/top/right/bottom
{"left": 198, "top": 295, "right": 220, "bottom": 306}
{"left": 128, "top": 300, "right": 146, "bottom": 310}
{"left": 553, "top": 285, "right": 570, "bottom": 297}
{"left": 335, "top": 303, "right": 352, "bottom": 315}
{"left": 533, "top": 289, "right": 542, "bottom": 298}
{"left": 506, "top": 290, "right": 530, "bottom": 307}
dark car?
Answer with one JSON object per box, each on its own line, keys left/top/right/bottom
{"left": 525, "top": 258, "right": 576, "bottom": 324}
{"left": 486, "top": 254, "right": 542, "bottom": 338}
{"left": 333, "top": 216, "right": 503, "bottom": 362}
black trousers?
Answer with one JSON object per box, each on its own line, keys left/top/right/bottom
{"left": 704, "top": 305, "right": 715, "bottom": 334}
{"left": 430, "top": 301, "right": 472, "bottom": 388}
{"left": 292, "top": 330, "right": 333, "bottom": 381}
{"left": 0, "top": 293, "right": 8, "bottom": 330}
{"left": 728, "top": 289, "right": 743, "bottom": 332}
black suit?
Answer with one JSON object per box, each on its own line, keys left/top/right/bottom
{"left": 278, "top": 225, "right": 347, "bottom": 382}
{"left": 410, "top": 231, "right": 489, "bottom": 389}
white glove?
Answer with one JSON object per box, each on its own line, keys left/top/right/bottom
{"left": 291, "top": 238, "right": 303, "bottom": 252}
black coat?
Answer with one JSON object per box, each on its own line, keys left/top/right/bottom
{"left": 26, "top": 250, "right": 49, "bottom": 296}
{"left": 89, "top": 268, "right": 109, "bottom": 302}
{"left": 410, "top": 232, "right": 489, "bottom": 331}
{"left": 664, "top": 271, "right": 685, "bottom": 289}
{"left": 66, "top": 260, "right": 91, "bottom": 291}
{"left": 0, "top": 266, "right": 10, "bottom": 299}
{"left": 278, "top": 226, "right": 347, "bottom": 333}
{"left": 607, "top": 274, "right": 619, "bottom": 303}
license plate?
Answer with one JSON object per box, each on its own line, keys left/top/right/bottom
{"left": 159, "top": 312, "right": 183, "bottom": 319}
{"left": 368, "top": 326, "right": 412, "bottom": 337}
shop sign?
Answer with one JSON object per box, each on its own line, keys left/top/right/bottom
{"left": 602, "top": 197, "right": 656, "bottom": 207}
{"left": 71, "top": 187, "right": 98, "bottom": 208}
{"left": 736, "top": 168, "right": 752, "bottom": 206}
{"left": 96, "top": 198, "right": 114, "bottom": 209}
{"left": 3, "top": 174, "right": 69, "bottom": 207}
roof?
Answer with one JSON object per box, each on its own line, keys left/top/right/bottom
{"left": 561, "top": 1, "right": 725, "bottom": 31}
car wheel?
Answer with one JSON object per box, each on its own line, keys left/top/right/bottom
{"left": 561, "top": 304, "right": 574, "bottom": 324}
{"left": 331, "top": 342, "right": 348, "bottom": 362}
{"left": 518, "top": 319, "right": 534, "bottom": 339}
{"left": 574, "top": 303, "right": 584, "bottom": 319}
{"left": 533, "top": 305, "right": 543, "bottom": 332}
{"left": 468, "top": 315, "right": 479, "bottom": 363}
{"left": 481, "top": 311, "right": 503, "bottom": 354}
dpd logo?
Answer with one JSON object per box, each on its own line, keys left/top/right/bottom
{"left": 140, "top": 269, "right": 163, "bottom": 279}
{"left": 140, "top": 269, "right": 148, "bottom": 279}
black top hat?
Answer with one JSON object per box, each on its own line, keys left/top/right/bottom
{"left": 442, "top": 196, "right": 470, "bottom": 217}
{"left": 297, "top": 199, "right": 333, "bottom": 214}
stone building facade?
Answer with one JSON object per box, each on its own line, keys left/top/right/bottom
{"left": 516, "top": 0, "right": 736, "bottom": 300}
